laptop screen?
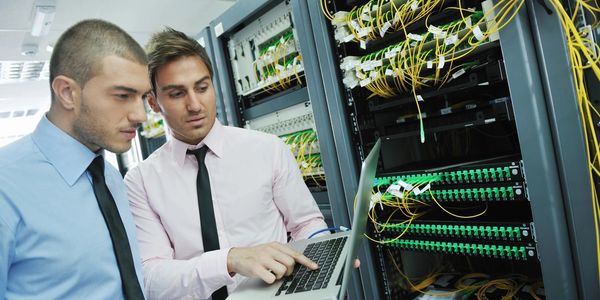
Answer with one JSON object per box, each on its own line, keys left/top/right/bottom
{"left": 338, "top": 139, "right": 381, "bottom": 300}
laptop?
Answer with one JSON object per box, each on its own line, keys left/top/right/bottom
{"left": 227, "top": 139, "right": 381, "bottom": 300}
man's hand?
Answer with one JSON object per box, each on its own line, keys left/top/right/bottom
{"left": 227, "top": 242, "right": 318, "bottom": 284}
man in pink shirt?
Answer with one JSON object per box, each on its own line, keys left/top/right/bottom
{"left": 124, "top": 28, "right": 329, "bottom": 299}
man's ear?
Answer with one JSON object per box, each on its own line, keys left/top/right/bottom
{"left": 147, "top": 93, "right": 162, "bottom": 113}
{"left": 51, "top": 75, "right": 80, "bottom": 110}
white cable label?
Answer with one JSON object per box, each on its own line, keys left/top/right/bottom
{"left": 438, "top": 55, "right": 445, "bottom": 69}
{"left": 412, "top": 183, "right": 431, "bottom": 195}
{"left": 411, "top": 0, "right": 419, "bottom": 11}
{"left": 360, "top": 40, "right": 367, "bottom": 49}
{"left": 380, "top": 21, "right": 391, "bottom": 37}
{"left": 452, "top": 68, "right": 466, "bottom": 78}
{"left": 370, "top": 192, "right": 382, "bottom": 210}
{"left": 356, "top": 70, "right": 367, "bottom": 79}
{"left": 385, "top": 68, "right": 394, "bottom": 76}
{"left": 417, "top": 95, "right": 424, "bottom": 102}
{"left": 427, "top": 60, "right": 433, "bottom": 69}
{"left": 393, "top": 12, "right": 401, "bottom": 25}
{"left": 445, "top": 34, "right": 458, "bottom": 45}
{"left": 428, "top": 25, "right": 443, "bottom": 36}
{"left": 387, "top": 185, "right": 403, "bottom": 198}
{"left": 359, "top": 78, "right": 372, "bottom": 86}
{"left": 396, "top": 180, "right": 413, "bottom": 191}
{"left": 357, "top": 27, "right": 372, "bottom": 38}
{"left": 472, "top": 25, "right": 485, "bottom": 41}
{"left": 408, "top": 33, "right": 423, "bottom": 41}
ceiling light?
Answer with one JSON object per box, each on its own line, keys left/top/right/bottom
{"left": 31, "top": 5, "right": 56, "bottom": 37}
{"left": 21, "top": 44, "right": 39, "bottom": 57}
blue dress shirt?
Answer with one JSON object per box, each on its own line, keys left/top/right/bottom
{"left": 0, "top": 115, "right": 144, "bottom": 299}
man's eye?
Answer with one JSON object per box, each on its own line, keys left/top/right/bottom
{"left": 115, "top": 94, "right": 130, "bottom": 100}
{"left": 169, "top": 91, "right": 184, "bottom": 98}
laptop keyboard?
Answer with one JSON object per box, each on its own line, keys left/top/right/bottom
{"left": 275, "top": 236, "right": 348, "bottom": 296}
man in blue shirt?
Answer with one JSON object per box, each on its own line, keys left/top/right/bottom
{"left": 0, "top": 19, "right": 151, "bottom": 299}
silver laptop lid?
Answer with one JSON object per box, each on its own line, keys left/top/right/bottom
{"left": 338, "top": 139, "right": 381, "bottom": 300}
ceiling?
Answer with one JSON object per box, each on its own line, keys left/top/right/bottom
{"left": 0, "top": 0, "right": 234, "bottom": 61}
{"left": 0, "top": 0, "right": 235, "bottom": 144}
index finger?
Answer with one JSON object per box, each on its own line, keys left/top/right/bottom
{"left": 273, "top": 244, "right": 318, "bottom": 270}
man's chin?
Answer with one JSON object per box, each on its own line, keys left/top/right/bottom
{"left": 104, "top": 142, "right": 132, "bottom": 154}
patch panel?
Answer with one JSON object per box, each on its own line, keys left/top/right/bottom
{"left": 384, "top": 238, "right": 537, "bottom": 260}
{"left": 380, "top": 222, "right": 534, "bottom": 242}
{"left": 226, "top": 1, "right": 302, "bottom": 97}
{"left": 374, "top": 161, "right": 524, "bottom": 187}
{"left": 281, "top": 129, "right": 321, "bottom": 156}
{"left": 244, "top": 101, "right": 316, "bottom": 137}
{"left": 382, "top": 183, "right": 528, "bottom": 202}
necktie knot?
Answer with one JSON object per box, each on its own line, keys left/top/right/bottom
{"left": 187, "top": 147, "right": 208, "bottom": 162}
{"left": 87, "top": 156, "right": 105, "bottom": 180}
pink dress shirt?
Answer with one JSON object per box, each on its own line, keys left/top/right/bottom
{"left": 124, "top": 120, "right": 327, "bottom": 299}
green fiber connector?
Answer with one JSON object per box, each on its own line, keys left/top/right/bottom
{"left": 503, "top": 167, "right": 511, "bottom": 178}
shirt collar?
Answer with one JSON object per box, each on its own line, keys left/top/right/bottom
{"left": 31, "top": 114, "right": 98, "bottom": 186}
{"left": 171, "top": 119, "right": 225, "bottom": 167}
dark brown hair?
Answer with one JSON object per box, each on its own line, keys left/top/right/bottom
{"left": 49, "top": 19, "right": 147, "bottom": 100}
{"left": 145, "top": 27, "right": 213, "bottom": 93}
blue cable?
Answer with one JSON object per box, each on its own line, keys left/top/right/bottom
{"left": 308, "top": 226, "right": 350, "bottom": 239}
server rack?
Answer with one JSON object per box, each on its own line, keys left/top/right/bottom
{"left": 209, "top": 0, "right": 350, "bottom": 238}
{"left": 308, "top": 0, "right": 599, "bottom": 299}
{"left": 197, "top": 26, "right": 229, "bottom": 125}
{"left": 210, "top": 0, "right": 364, "bottom": 299}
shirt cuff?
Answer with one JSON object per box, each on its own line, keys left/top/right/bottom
{"left": 197, "top": 247, "right": 235, "bottom": 290}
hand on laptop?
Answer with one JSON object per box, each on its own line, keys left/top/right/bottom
{"left": 227, "top": 242, "right": 318, "bottom": 284}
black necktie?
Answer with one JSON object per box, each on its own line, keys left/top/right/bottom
{"left": 187, "top": 147, "right": 228, "bottom": 300}
{"left": 87, "top": 156, "right": 145, "bottom": 300}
